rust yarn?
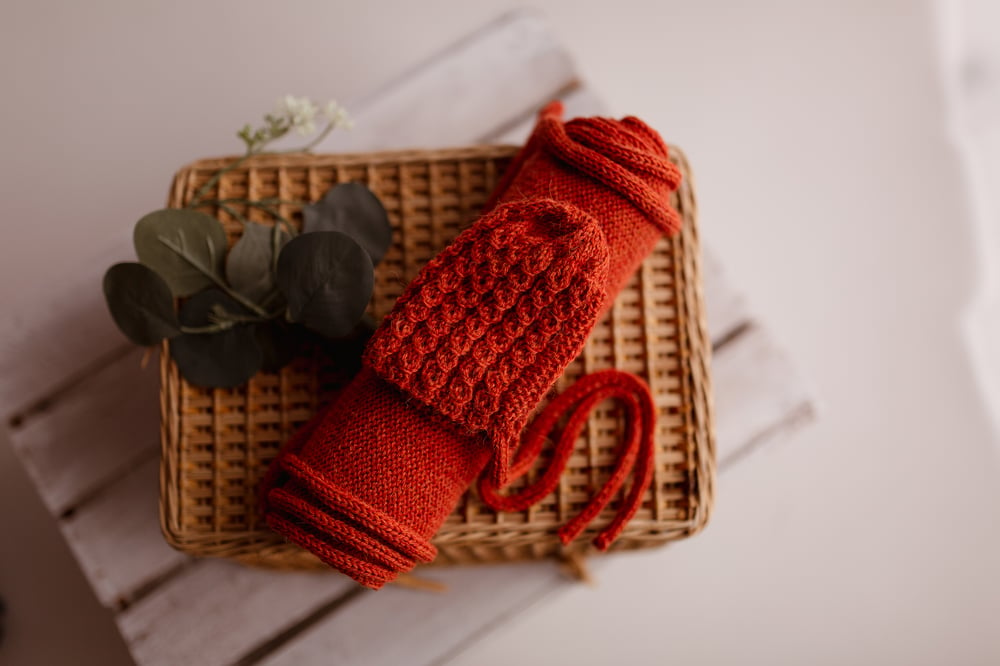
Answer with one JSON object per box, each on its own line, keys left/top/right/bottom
{"left": 487, "top": 101, "right": 682, "bottom": 304}
{"left": 259, "top": 102, "right": 682, "bottom": 588}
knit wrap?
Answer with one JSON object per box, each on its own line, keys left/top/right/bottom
{"left": 488, "top": 101, "right": 682, "bottom": 308}
{"left": 260, "top": 369, "right": 488, "bottom": 587}
{"left": 259, "top": 102, "right": 682, "bottom": 589}
{"left": 366, "top": 199, "right": 609, "bottom": 481}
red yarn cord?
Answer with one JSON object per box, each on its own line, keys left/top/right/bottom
{"left": 479, "top": 369, "right": 657, "bottom": 550}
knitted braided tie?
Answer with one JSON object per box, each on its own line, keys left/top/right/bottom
{"left": 258, "top": 102, "right": 682, "bottom": 588}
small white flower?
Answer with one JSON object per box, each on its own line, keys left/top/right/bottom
{"left": 296, "top": 118, "right": 317, "bottom": 136}
{"left": 275, "top": 95, "right": 320, "bottom": 135}
{"left": 323, "top": 100, "right": 354, "bottom": 129}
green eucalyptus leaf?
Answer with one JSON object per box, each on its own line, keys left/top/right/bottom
{"left": 169, "top": 289, "right": 261, "bottom": 388}
{"left": 276, "top": 231, "right": 374, "bottom": 339}
{"left": 171, "top": 331, "right": 261, "bottom": 388}
{"left": 303, "top": 182, "right": 392, "bottom": 264}
{"left": 254, "top": 320, "right": 298, "bottom": 373}
{"left": 134, "top": 208, "right": 228, "bottom": 296}
{"left": 226, "top": 221, "right": 290, "bottom": 302}
{"left": 323, "top": 313, "right": 377, "bottom": 375}
{"left": 178, "top": 288, "right": 253, "bottom": 327}
{"left": 102, "top": 262, "right": 181, "bottom": 345}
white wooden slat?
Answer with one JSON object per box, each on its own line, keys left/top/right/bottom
{"left": 712, "top": 324, "right": 815, "bottom": 465}
{"left": 316, "top": 10, "right": 576, "bottom": 153}
{"left": 485, "top": 85, "right": 609, "bottom": 145}
{"left": 10, "top": 347, "right": 159, "bottom": 515}
{"left": 242, "top": 334, "right": 815, "bottom": 666}
{"left": 117, "top": 559, "right": 356, "bottom": 666}
{"left": 2, "top": 10, "right": 814, "bottom": 666}
{"left": 60, "top": 456, "right": 188, "bottom": 607}
{"left": 37, "top": 262, "right": 784, "bottom": 621}
{"left": 0, "top": 231, "right": 133, "bottom": 418}
{"left": 257, "top": 564, "right": 565, "bottom": 666}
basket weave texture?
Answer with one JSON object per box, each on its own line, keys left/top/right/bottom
{"left": 159, "top": 145, "right": 715, "bottom": 570}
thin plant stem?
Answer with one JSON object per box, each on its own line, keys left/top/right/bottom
{"left": 215, "top": 202, "right": 251, "bottom": 226}
{"left": 187, "top": 154, "right": 252, "bottom": 208}
{"left": 180, "top": 322, "right": 234, "bottom": 335}
{"left": 230, "top": 200, "right": 298, "bottom": 236}
{"left": 186, "top": 116, "right": 336, "bottom": 209}
{"left": 289, "top": 121, "right": 335, "bottom": 153}
{"left": 194, "top": 199, "right": 298, "bottom": 238}
{"left": 185, "top": 129, "right": 290, "bottom": 208}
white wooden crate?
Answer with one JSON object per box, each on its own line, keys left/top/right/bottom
{"left": 3, "top": 11, "right": 814, "bottom": 666}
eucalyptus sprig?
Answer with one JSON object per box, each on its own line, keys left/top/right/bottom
{"left": 103, "top": 97, "right": 392, "bottom": 388}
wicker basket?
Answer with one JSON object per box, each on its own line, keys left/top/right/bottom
{"left": 159, "top": 145, "right": 715, "bottom": 570}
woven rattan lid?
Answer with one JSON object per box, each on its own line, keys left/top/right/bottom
{"left": 158, "top": 145, "right": 714, "bottom": 569}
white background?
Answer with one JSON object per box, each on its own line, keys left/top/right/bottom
{"left": 1, "top": 1, "right": 998, "bottom": 664}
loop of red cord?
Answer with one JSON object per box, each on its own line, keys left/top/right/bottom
{"left": 479, "top": 369, "right": 658, "bottom": 550}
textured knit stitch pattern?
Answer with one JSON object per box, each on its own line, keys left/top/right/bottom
{"left": 260, "top": 201, "right": 610, "bottom": 589}
{"left": 261, "top": 367, "right": 490, "bottom": 587}
{"left": 365, "top": 199, "right": 609, "bottom": 465}
{"left": 259, "top": 102, "right": 683, "bottom": 589}
{"left": 486, "top": 102, "right": 682, "bottom": 311}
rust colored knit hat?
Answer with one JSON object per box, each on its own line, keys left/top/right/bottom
{"left": 259, "top": 101, "right": 682, "bottom": 588}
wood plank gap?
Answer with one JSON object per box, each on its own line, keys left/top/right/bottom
{"left": 233, "top": 587, "right": 367, "bottom": 666}
{"left": 6, "top": 343, "right": 132, "bottom": 428}
{"left": 718, "top": 401, "right": 816, "bottom": 471}
{"left": 711, "top": 319, "right": 754, "bottom": 353}
{"left": 116, "top": 558, "right": 196, "bottom": 612}
{"left": 59, "top": 446, "right": 159, "bottom": 520}
{"left": 429, "top": 579, "right": 563, "bottom": 666}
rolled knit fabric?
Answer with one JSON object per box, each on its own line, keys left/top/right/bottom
{"left": 259, "top": 102, "right": 682, "bottom": 589}
{"left": 486, "top": 100, "right": 682, "bottom": 305}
